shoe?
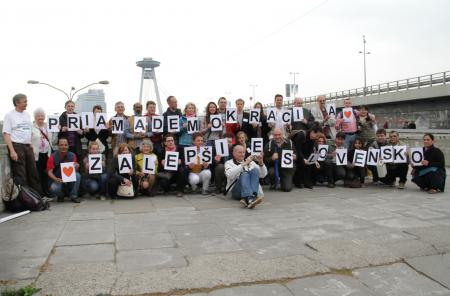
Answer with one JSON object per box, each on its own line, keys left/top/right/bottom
{"left": 42, "top": 196, "right": 54, "bottom": 202}
{"left": 247, "top": 196, "right": 263, "bottom": 209}
{"left": 70, "top": 197, "right": 81, "bottom": 203}
{"left": 305, "top": 185, "right": 313, "bottom": 189}
{"left": 327, "top": 183, "right": 335, "bottom": 188}
{"left": 428, "top": 189, "right": 441, "bottom": 194}
{"left": 176, "top": 192, "right": 184, "bottom": 198}
{"left": 100, "top": 195, "right": 106, "bottom": 201}
{"left": 398, "top": 182, "right": 405, "bottom": 189}
{"left": 202, "top": 189, "right": 210, "bottom": 195}
{"left": 239, "top": 199, "right": 248, "bottom": 207}
{"left": 95, "top": 194, "right": 101, "bottom": 199}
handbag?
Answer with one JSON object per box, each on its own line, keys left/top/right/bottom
{"left": 117, "top": 178, "right": 134, "bottom": 198}
{"left": 1, "top": 178, "right": 25, "bottom": 213}
{"left": 2, "top": 178, "right": 49, "bottom": 212}
{"left": 376, "top": 161, "right": 387, "bottom": 178}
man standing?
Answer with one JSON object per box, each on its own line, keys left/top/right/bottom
{"left": 163, "top": 96, "right": 182, "bottom": 137}
{"left": 108, "top": 101, "right": 130, "bottom": 156}
{"left": 2, "top": 94, "right": 44, "bottom": 195}
{"left": 225, "top": 98, "right": 251, "bottom": 143}
{"left": 290, "top": 97, "right": 315, "bottom": 149}
{"left": 127, "top": 102, "right": 146, "bottom": 153}
{"left": 218, "top": 97, "right": 228, "bottom": 137}
{"left": 268, "top": 94, "right": 290, "bottom": 138}
{"left": 311, "top": 95, "right": 336, "bottom": 139}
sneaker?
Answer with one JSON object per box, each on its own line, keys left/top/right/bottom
{"left": 176, "top": 192, "right": 184, "bottom": 198}
{"left": 398, "top": 182, "right": 405, "bottom": 189}
{"left": 239, "top": 199, "right": 248, "bottom": 207}
{"left": 70, "top": 197, "right": 81, "bottom": 203}
{"left": 42, "top": 196, "right": 54, "bottom": 202}
{"left": 247, "top": 196, "right": 263, "bottom": 209}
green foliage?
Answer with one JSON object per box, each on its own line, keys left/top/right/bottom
{"left": 1, "top": 285, "right": 41, "bottom": 296}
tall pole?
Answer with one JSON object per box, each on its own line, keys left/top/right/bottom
{"left": 138, "top": 68, "right": 145, "bottom": 105}
{"left": 289, "top": 72, "right": 299, "bottom": 97}
{"left": 249, "top": 84, "right": 257, "bottom": 104}
{"left": 359, "top": 35, "right": 370, "bottom": 96}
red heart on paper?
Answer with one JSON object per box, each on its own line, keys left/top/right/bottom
{"left": 344, "top": 111, "right": 351, "bottom": 118}
{"left": 63, "top": 166, "right": 73, "bottom": 177}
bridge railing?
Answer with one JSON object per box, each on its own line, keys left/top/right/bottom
{"left": 267, "top": 70, "right": 450, "bottom": 108}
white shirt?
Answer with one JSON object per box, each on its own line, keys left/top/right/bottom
{"left": 2, "top": 109, "right": 32, "bottom": 144}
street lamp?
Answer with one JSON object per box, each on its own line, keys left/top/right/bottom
{"left": 27, "top": 80, "right": 109, "bottom": 100}
{"left": 289, "top": 72, "right": 299, "bottom": 97}
{"left": 249, "top": 84, "right": 258, "bottom": 104}
{"left": 358, "top": 35, "right": 371, "bottom": 95}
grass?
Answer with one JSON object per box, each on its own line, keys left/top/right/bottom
{"left": 1, "top": 285, "right": 41, "bottom": 296}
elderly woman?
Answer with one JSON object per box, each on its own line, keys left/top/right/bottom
{"left": 31, "top": 107, "right": 53, "bottom": 197}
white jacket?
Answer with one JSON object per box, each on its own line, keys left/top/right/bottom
{"left": 31, "top": 122, "right": 53, "bottom": 161}
{"left": 224, "top": 159, "right": 268, "bottom": 197}
{"left": 311, "top": 104, "right": 336, "bottom": 137}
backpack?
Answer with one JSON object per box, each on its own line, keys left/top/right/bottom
{"left": 2, "top": 178, "right": 50, "bottom": 212}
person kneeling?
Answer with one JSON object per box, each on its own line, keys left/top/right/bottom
{"left": 225, "top": 145, "right": 267, "bottom": 209}
{"left": 135, "top": 140, "right": 158, "bottom": 197}
{"left": 81, "top": 141, "right": 108, "bottom": 200}
{"left": 187, "top": 133, "right": 212, "bottom": 195}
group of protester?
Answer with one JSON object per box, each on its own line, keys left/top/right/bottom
{"left": 2, "top": 93, "right": 447, "bottom": 210}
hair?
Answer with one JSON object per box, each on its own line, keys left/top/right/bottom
{"left": 12, "top": 94, "right": 27, "bottom": 106}
{"left": 133, "top": 102, "right": 142, "bottom": 108}
{"left": 310, "top": 125, "right": 323, "bottom": 134}
{"left": 360, "top": 105, "right": 369, "bottom": 111}
{"left": 315, "top": 133, "right": 327, "bottom": 144}
{"left": 274, "top": 94, "right": 283, "bottom": 100}
{"left": 205, "top": 101, "right": 218, "bottom": 123}
{"left": 218, "top": 97, "right": 227, "bottom": 104}
{"left": 235, "top": 98, "right": 245, "bottom": 105}
{"left": 254, "top": 102, "right": 263, "bottom": 110}
{"left": 353, "top": 136, "right": 365, "bottom": 147}
{"left": 233, "top": 144, "right": 245, "bottom": 154}
{"left": 344, "top": 97, "right": 352, "bottom": 102}
{"left": 146, "top": 100, "right": 156, "bottom": 109}
{"left": 58, "top": 137, "right": 68, "bottom": 144}
{"left": 335, "top": 131, "right": 346, "bottom": 140}
{"left": 317, "top": 95, "right": 326, "bottom": 102}
{"left": 389, "top": 130, "right": 399, "bottom": 136}
{"left": 236, "top": 131, "right": 248, "bottom": 144}
{"left": 33, "top": 107, "right": 46, "bottom": 118}
{"left": 117, "top": 143, "right": 130, "bottom": 154}
{"left": 88, "top": 141, "right": 100, "bottom": 151}
{"left": 92, "top": 105, "right": 103, "bottom": 112}
{"left": 423, "top": 133, "right": 434, "bottom": 141}
{"left": 166, "top": 96, "right": 176, "bottom": 104}
{"left": 184, "top": 102, "right": 197, "bottom": 115}
{"left": 64, "top": 100, "right": 75, "bottom": 107}
{"left": 115, "top": 101, "right": 124, "bottom": 107}
{"left": 140, "top": 139, "right": 153, "bottom": 153}
{"left": 376, "top": 128, "right": 386, "bottom": 135}
{"left": 192, "top": 132, "right": 204, "bottom": 141}
{"left": 164, "top": 133, "right": 175, "bottom": 143}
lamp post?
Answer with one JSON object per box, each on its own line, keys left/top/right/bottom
{"left": 249, "top": 84, "right": 257, "bottom": 105}
{"left": 289, "top": 72, "right": 299, "bottom": 97}
{"left": 358, "top": 35, "right": 371, "bottom": 95}
{"left": 27, "top": 80, "right": 109, "bottom": 100}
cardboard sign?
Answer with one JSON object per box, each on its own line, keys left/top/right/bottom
{"left": 226, "top": 108, "right": 237, "bottom": 123}
{"left": 111, "top": 117, "right": 124, "bottom": 134}
{"left": 187, "top": 117, "right": 200, "bottom": 134}
{"left": 393, "top": 146, "right": 408, "bottom": 163}
{"left": 67, "top": 114, "right": 81, "bottom": 131}
{"left": 81, "top": 112, "right": 94, "bottom": 129}
{"left": 249, "top": 109, "right": 260, "bottom": 124}
{"left": 281, "top": 110, "right": 291, "bottom": 124}
{"left": 317, "top": 145, "right": 328, "bottom": 161}
{"left": 353, "top": 149, "right": 367, "bottom": 167}
{"left": 380, "top": 146, "right": 394, "bottom": 163}
{"left": 95, "top": 113, "right": 107, "bottom": 130}
{"left": 281, "top": 150, "right": 294, "bottom": 168}
{"left": 167, "top": 115, "right": 180, "bottom": 133}
{"left": 251, "top": 138, "right": 263, "bottom": 155}
{"left": 118, "top": 154, "right": 133, "bottom": 174}
{"left": 184, "top": 146, "right": 198, "bottom": 164}
{"left": 366, "top": 148, "right": 380, "bottom": 166}
{"left": 143, "top": 154, "right": 157, "bottom": 174}
{"left": 164, "top": 151, "right": 179, "bottom": 171}
{"left": 306, "top": 153, "right": 320, "bottom": 165}
{"left": 342, "top": 107, "right": 354, "bottom": 123}
{"left": 210, "top": 115, "right": 222, "bottom": 132}
{"left": 215, "top": 138, "right": 229, "bottom": 157}
{"left": 61, "top": 162, "right": 76, "bottom": 182}
{"left": 200, "top": 146, "right": 213, "bottom": 164}
{"left": 133, "top": 116, "right": 146, "bottom": 133}
{"left": 336, "top": 148, "right": 347, "bottom": 166}
{"left": 410, "top": 148, "right": 424, "bottom": 166}
{"left": 151, "top": 116, "right": 164, "bottom": 133}
{"left": 292, "top": 107, "right": 304, "bottom": 122}
{"left": 266, "top": 108, "right": 276, "bottom": 123}
{"left": 88, "top": 154, "right": 103, "bottom": 174}
{"left": 327, "top": 103, "right": 336, "bottom": 118}
{"left": 47, "top": 116, "right": 60, "bottom": 132}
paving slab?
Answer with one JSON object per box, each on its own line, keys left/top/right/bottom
{"left": 239, "top": 237, "right": 316, "bottom": 259}
{"left": 56, "top": 230, "right": 115, "bottom": 246}
{"left": 176, "top": 236, "right": 243, "bottom": 256}
{"left": 116, "top": 248, "right": 187, "bottom": 271}
{"left": 406, "top": 254, "right": 450, "bottom": 289}
{"left": 49, "top": 244, "right": 115, "bottom": 265}
{"left": 405, "top": 226, "right": 450, "bottom": 252}
{"left": 69, "top": 211, "right": 114, "bottom": 221}
{"left": 209, "top": 284, "right": 293, "bottom": 296}
{"left": 354, "top": 263, "right": 450, "bottom": 296}
{"left": 116, "top": 232, "right": 175, "bottom": 250}
{"left": 373, "top": 216, "right": 434, "bottom": 229}
{"left": 63, "top": 219, "right": 114, "bottom": 233}
{"left": 169, "top": 223, "right": 227, "bottom": 239}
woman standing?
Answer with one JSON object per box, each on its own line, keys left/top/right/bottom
{"left": 357, "top": 105, "right": 377, "bottom": 147}
{"left": 254, "top": 102, "right": 270, "bottom": 145}
{"left": 201, "top": 102, "right": 222, "bottom": 146}
{"left": 58, "top": 100, "right": 84, "bottom": 159}
{"left": 31, "top": 108, "right": 53, "bottom": 196}
{"left": 84, "top": 105, "right": 109, "bottom": 157}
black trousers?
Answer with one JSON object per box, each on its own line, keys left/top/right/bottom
{"left": 268, "top": 166, "right": 294, "bottom": 192}
{"left": 36, "top": 152, "right": 50, "bottom": 196}
{"left": 157, "top": 167, "right": 186, "bottom": 192}
{"left": 10, "top": 143, "right": 44, "bottom": 195}
{"left": 381, "top": 163, "right": 408, "bottom": 184}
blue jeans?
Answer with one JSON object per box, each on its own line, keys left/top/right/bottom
{"left": 231, "top": 168, "right": 260, "bottom": 199}
{"left": 82, "top": 173, "right": 108, "bottom": 195}
{"left": 344, "top": 133, "right": 356, "bottom": 149}
{"left": 49, "top": 172, "right": 81, "bottom": 199}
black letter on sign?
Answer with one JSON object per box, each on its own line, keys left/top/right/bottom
{"left": 68, "top": 116, "right": 79, "bottom": 129}
{"left": 119, "top": 157, "right": 132, "bottom": 171}
{"left": 112, "top": 118, "right": 124, "bottom": 132}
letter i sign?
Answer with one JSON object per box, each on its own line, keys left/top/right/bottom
{"left": 61, "top": 162, "right": 76, "bottom": 182}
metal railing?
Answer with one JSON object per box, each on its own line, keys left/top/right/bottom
{"left": 263, "top": 70, "right": 450, "bottom": 108}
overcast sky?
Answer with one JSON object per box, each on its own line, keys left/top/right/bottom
{"left": 1, "top": 0, "right": 449, "bottom": 118}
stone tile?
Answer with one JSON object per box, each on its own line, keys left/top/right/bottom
{"left": 0, "top": 238, "right": 55, "bottom": 259}
{"left": 377, "top": 239, "right": 438, "bottom": 259}
{"left": 116, "top": 232, "right": 175, "bottom": 250}
{"left": 406, "top": 254, "right": 450, "bottom": 289}
{"left": 403, "top": 208, "right": 447, "bottom": 219}
{"left": 150, "top": 197, "right": 194, "bottom": 209}
{"left": 0, "top": 257, "right": 46, "bottom": 280}
{"left": 50, "top": 244, "right": 114, "bottom": 265}
{"left": 177, "top": 236, "right": 243, "bottom": 256}
{"left": 56, "top": 230, "right": 114, "bottom": 246}
{"left": 286, "top": 274, "right": 376, "bottom": 296}
{"left": 349, "top": 208, "right": 400, "bottom": 221}
{"left": 405, "top": 226, "right": 450, "bottom": 252}
{"left": 63, "top": 219, "right": 114, "bottom": 233}
{"left": 239, "top": 237, "right": 316, "bottom": 259}
{"left": 354, "top": 263, "right": 450, "bottom": 296}
{"left": 373, "top": 217, "right": 434, "bottom": 229}
{"left": 169, "top": 223, "right": 226, "bottom": 239}
{"left": 287, "top": 226, "right": 344, "bottom": 242}
{"left": 113, "top": 198, "right": 155, "bottom": 214}
{"left": 69, "top": 211, "right": 114, "bottom": 221}
{"left": 209, "top": 284, "right": 293, "bottom": 296}
{"left": 116, "top": 248, "right": 187, "bottom": 271}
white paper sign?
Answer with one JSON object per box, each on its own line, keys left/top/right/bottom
{"left": 353, "top": 149, "right": 367, "bottom": 167}
{"left": 327, "top": 103, "right": 336, "bottom": 118}
{"left": 164, "top": 151, "right": 179, "bottom": 171}
{"left": 88, "top": 154, "right": 103, "bottom": 174}
{"left": 342, "top": 107, "right": 354, "bottom": 123}
{"left": 317, "top": 145, "right": 328, "bottom": 161}
{"left": 67, "top": 114, "right": 81, "bottom": 131}
{"left": 215, "top": 138, "right": 229, "bottom": 157}
{"left": 95, "top": 113, "right": 107, "bottom": 130}
{"left": 151, "top": 116, "right": 164, "bottom": 133}
{"left": 380, "top": 146, "right": 394, "bottom": 163}
{"left": 200, "top": 146, "right": 213, "bottom": 164}
{"left": 133, "top": 116, "right": 146, "bottom": 133}
{"left": 336, "top": 149, "right": 347, "bottom": 166}
{"left": 292, "top": 107, "right": 304, "bottom": 122}
{"left": 307, "top": 153, "right": 320, "bottom": 165}
{"left": 47, "top": 116, "right": 60, "bottom": 132}
{"left": 393, "top": 146, "right": 408, "bottom": 163}
{"left": 111, "top": 117, "right": 124, "bottom": 134}
{"left": 366, "top": 148, "right": 380, "bottom": 166}
{"left": 187, "top": 117, "right": 200, "bottom": 134}
{"left": 281, "top": 110, "right": 291, "bottom": 124}
{"left": 210, "top": 115, "right": 222, "bottom": 132}
{"left": 61, "top": 162, "right": 76, "bottom": 182}
{"left": 118, "top": 154, "right": 133, "bottom": 174}
{"left": 249, "top": 109, "right": 261, "bottom": 124}
{"left": 143, "top": 154, "right": 157, "bottom": 174}
{"left": 226, "top": 108, "right": 237, "bottom": 123}
{"left": 251, "top": 138, "right": 264, "bottom": 155}
{"left": 184, "top": 146, "right": 198, "bottom": 164}
{"left": 410, "top": 148, "right": 424, "bottom": 166}
{"left": 281, "top": 150, "right": 294, "bottom": 168}
{"left": 81, "top": 112, "right": 94, "bottom": 129}
{"left": 266, "top": 108, "right": 276, "bottom": 123}
{"left": 167, "top": 115, "right": 180, "bottom": 133}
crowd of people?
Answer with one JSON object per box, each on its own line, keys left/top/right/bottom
{"left": 2, "top": 93, "right": 447, "bottom": 210}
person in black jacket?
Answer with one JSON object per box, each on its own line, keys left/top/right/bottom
{"left": 254, "top": 102, "right": 270, "bottom": 145}
{"left": 163, "top": 96, "right": 182, "bottom": 141}
{"left": 412, "top": 133, "right": 446, "bottom": 193}
{"left": 110, "top": 143, "right": 137, "bottom": 198}
{"left": 294, "top": 126, "right": 322, "bottom": 189}
{"left": 58, "top": 100, "right": 84, "bottom": 159}
{"left": 84, "top": 105, "right": 109, "bottom": 157}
